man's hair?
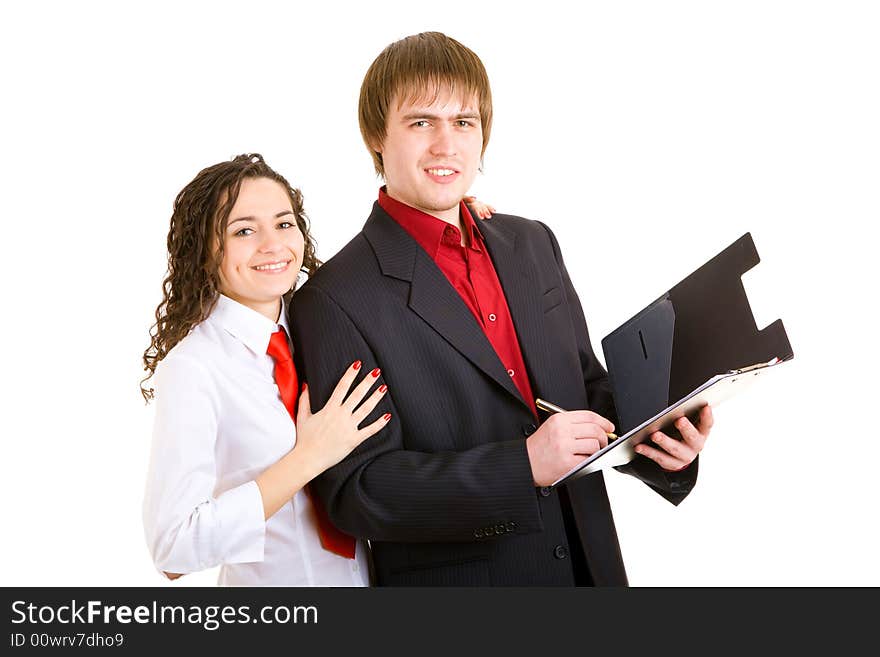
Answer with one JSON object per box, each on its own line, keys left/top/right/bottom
{"left": 358, "top": 31, "right": 493, "bottom": 176}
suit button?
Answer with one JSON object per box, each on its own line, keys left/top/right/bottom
{"left": 554, "top": 545, "right": 568, "bottom": 560}
{"left": 540, "top": 486, "right": 552, "bottom": 497}
{"left": 522, "top": 423, "right": 537, "bottom": 436}
{"left": 474, "top": 529, "right": 484, "bottom": 538}
{"left": 505, "top": 521, "right": 516, "bottom": 533}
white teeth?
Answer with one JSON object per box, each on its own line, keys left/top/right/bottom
{"left": 427, "top": 168, "right": 455, "bottom": 176}
{"left": 254, "top": 262, "right": 288, "bottom": 271}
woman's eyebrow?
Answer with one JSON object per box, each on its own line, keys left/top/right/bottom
{"left": 228, "top": 210, "right": 294, "bottom": 226}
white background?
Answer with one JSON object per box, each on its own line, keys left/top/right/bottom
{"left": 2, "top": 1, "right": 877, "bottom": 587}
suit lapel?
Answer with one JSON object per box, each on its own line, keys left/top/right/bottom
{"left": 363, "top": 203, "right": 526, "bottom": 407}
{"left": 479, "top": 220, "right": 556, "bottom": 402}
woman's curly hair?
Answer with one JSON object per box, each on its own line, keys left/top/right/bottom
{"left": 140, "top": 153, "right": 320, "bottom": 401}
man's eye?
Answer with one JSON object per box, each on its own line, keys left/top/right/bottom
{"left": 234, "top": 227, "right": 254, "bottom": 237}
{"left": 413, "top": 120, "right": 430, "bottom": 128}
{"left": 457, "top": 120, "right": 474, "bottom": 128}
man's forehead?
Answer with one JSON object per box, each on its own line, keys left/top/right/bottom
{"left": 393, "top": 82, "right": 480, "bottom": 114}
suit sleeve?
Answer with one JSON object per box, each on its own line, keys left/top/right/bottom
{"left": 537, "top": 221, "right": 698, "bottom": 506}
{"left": 290, "top": 284, "right": 543, "bottom": 543}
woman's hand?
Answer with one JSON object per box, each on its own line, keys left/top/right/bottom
{"left": 255, "top": 360, "right": 390, "bottom": 520}
{"left": 294, "top": 361, "right": 390, "bottom": 474}
{"left": 463, "top": 195, "right": 496, "bottom": 220}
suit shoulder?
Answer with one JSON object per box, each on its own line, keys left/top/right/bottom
{"left": 301, "top": 232, "right": 376, "bottom": 292}
{"left": 483, "top": 212, "right": 560, "bottom": 247}
{"left": 485, "top": 212, "right": 554, "bottom": 235}
{"left": 295, "top": 232, "right": 385, "bottom": 312}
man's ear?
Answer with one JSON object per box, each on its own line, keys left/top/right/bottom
{"left": 370, "top": 140, "right": 384, "bottom": 171}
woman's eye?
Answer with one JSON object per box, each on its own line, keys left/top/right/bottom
{"left": 234, "top": 227, "right": 254, "bottom": 237}
{"left": 278, "top": 221, "right": 294, "bottom": 229}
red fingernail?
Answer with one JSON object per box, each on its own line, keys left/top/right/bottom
{"left": 352, "top": 360, "right": 362, "bottom": 370}
{"left": 301, "top": 383, "right": 307, "bottom": 392}
{"left": 379, "top": 384, "right": 387, "bottom": 393}
{"left": 371, "top": 368, "right": 381, "bottom": 378}
{"left": 383, "top": 413, "right": 391, "bottom": 421}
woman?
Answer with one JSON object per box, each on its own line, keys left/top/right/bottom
{"left": 141, "top": 153, "right": 494, "bottom": 586}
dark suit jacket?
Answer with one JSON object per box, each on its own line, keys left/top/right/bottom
{"left": 289, "top": 203, "right": 698, "bottom": 586}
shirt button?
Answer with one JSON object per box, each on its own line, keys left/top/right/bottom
{"left": 507, "top": 369, "right": 515, "bottom": 377}
{"left": 488, "top": 313, "right": 497, "bottom": 322}
{"left": 540, "top": 486, "right": 552, "bottom": 497}
{"left": 554, "top": 545, "right": 568, "bottom": 560}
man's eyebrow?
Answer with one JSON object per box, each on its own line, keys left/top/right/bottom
{"left": 401, "top": 111, "right": 481, "bottom": 121}
{"left": 228, "top": 210, "right": 294, "bottom": 226}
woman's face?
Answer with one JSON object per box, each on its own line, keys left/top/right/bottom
{"left": 216, "top": 177, "right": 305, "bottom": 321}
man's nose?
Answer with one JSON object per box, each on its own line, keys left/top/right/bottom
{"left": 429, "top": 123, "right": 456, "bottom": 157}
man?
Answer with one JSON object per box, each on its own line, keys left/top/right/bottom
{"left": 289, "top": 31, "right": 712, "bottom": 586}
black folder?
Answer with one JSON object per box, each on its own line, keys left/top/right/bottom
{"left": 552, "top": 232, "right": 793, "bottom": 486}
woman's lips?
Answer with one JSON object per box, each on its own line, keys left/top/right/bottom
{"left": 251, "top": 260, "right": 291, "bottom": 273}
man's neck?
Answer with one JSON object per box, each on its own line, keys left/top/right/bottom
{"left": 430, "top": 206, "right": 463, "bottom": 229}
{"left": 384, "top": 189, "right": 462, "bottom": 231}
{"left": 416, "top": 203, "right": 469, "bottom": 246}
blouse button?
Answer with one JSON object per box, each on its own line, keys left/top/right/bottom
{"left": 507, "top": 369, "right": 515, "bottom": 377}
{"left": 488, "top": 313, "right": 497, "bottom": 322}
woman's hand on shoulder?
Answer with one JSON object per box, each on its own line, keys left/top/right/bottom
{"left": 294, "top": 361, "right": 391, "bottom": 475}
{"left": 463, "top": 195, "right": 496, "bottom": 220}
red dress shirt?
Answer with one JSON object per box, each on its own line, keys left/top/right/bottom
{"left": 379, "top": 188, "right": 538, "bottom": 418}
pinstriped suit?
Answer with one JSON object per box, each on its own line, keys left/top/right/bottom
{"left": 289, "top": 202, "right": 697, "bottom": 586}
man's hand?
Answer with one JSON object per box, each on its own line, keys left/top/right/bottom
{"left": 634, "top": 405, "right": 714, "bottom": 472}
{"left": 526, "top": 411, "right": 615, "bottom": 487}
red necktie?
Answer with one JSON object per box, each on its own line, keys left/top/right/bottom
{"left": 267, "top": 327, "right": 357, "bottom": 559}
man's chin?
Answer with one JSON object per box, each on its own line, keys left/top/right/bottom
{"left": 420, "top": 193, "right": 465, "bottom": 214}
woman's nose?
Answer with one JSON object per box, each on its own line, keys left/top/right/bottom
{"left": 258, "top": 233, "right": 283, "bottom": 253}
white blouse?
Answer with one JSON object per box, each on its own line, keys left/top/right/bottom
{"left": 142, "top": 294, "right": 369, "bottom": 586}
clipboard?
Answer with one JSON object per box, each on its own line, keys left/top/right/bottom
{"left": 600, "top": 232, "right": 794, "bottom": 436}
{"left": 551, "top": 357, "right": 786, "bottom": 487}
{"left": 546, "top": 232, "right": 794, "bottom": 488}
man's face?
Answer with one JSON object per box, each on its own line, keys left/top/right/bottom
{"left": 379, "top": 86, "right": 483, "bottom": 224}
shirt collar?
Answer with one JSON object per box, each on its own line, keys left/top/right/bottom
{"left": 378, "top": 186, "right": 484, "bottom": 259}
{"left": 210, "top": 294, "right": 291, "bottom": 357}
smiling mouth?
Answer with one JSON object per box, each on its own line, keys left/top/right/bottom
{"left": 252, "top": 260, "right": 291, "bottom": 272}
{"left": 425, "top": 167, "right": 457, "bottom": 177}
